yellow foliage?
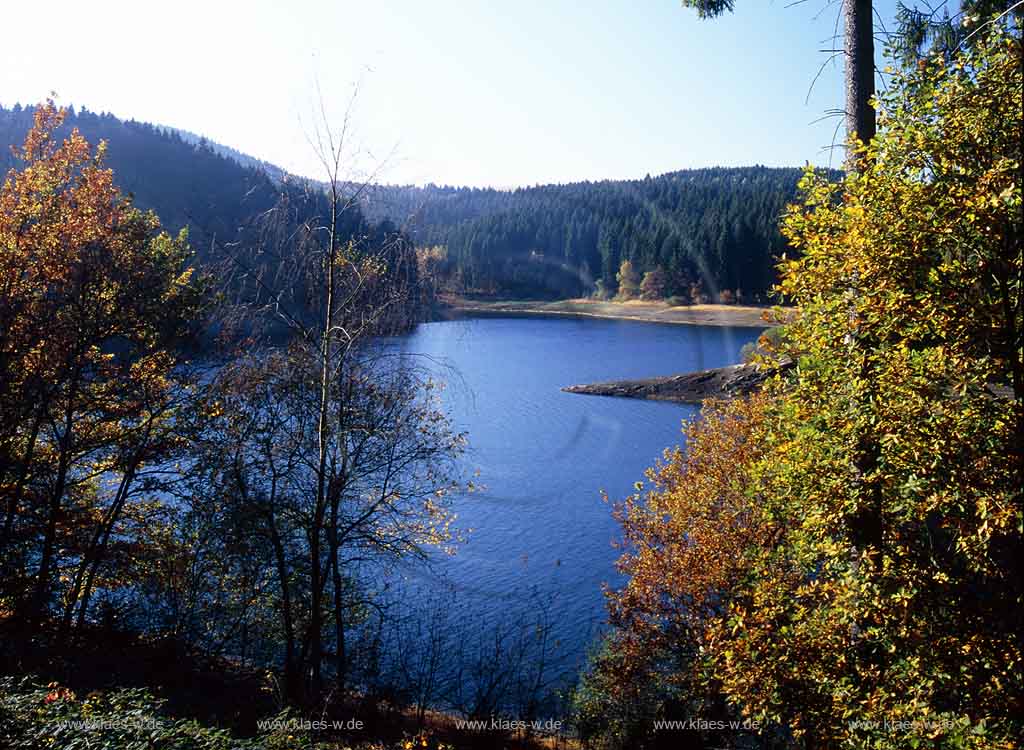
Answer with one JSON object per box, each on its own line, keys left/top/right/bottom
{"left": 600, "top": 28, "right": 1022, "bottom": 749}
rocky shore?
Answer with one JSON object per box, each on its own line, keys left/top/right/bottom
{"left": 562, "top": 362, "right": 791, "bottom": 404}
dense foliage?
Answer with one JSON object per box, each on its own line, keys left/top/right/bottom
{"left": 365, "top": 167, "right": 819, "bottom": 301}
{"left": 0, "top": 677, "right": 270, "bottom": 750}
{"left": 580, "top": 26, "right": 1022, "bottom": 749}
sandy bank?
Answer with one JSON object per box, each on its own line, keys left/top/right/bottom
{"left": 444, "top": 297, "right": 787, "bottom": 328}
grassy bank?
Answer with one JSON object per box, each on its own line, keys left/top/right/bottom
{"left": 443, "top": 297, "right": 782, "bottom": 328}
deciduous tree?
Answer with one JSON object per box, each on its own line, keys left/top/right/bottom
{"left": 615, "top": 260, "right": 641, "bottom": 300}
{"left": 0, "top": 102, "right": 203, "bottom": 631}
{"left": 591, "top": 26, "right": 1022, "bottom": 748}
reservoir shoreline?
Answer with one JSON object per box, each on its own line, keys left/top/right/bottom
{"left": 441, "top": 297, "right": 782, "bottom": 403}
{"left": 441, "top": 296, "right": 783, "bottom": 329}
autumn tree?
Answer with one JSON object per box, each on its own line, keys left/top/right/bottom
{"left": 575, "top": 395, "right": 776, "bottom": 748}
{"left": 743, "top": 32, "right": 1023, "bottom": 745}
{"left": 179, "top": 97, "right": 466, "bottom": 706}
{"left": 615, "top": 259, "right": 640, "bottom": 300}
{"left": 0, "top": 103, "right": 203, "bottom": 636}
{"left": 587, "top": 25, "right": 1022, "bottom": 749}
{"left": 639, "top": 267, "right": 667, "bottom": 301}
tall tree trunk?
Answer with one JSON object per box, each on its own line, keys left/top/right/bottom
{"left": 842, "top": 0, "right": 879, "bottom": 655}
{"left": 30, "top": 395, "right": 77, "bottom": 626}
{"left": 331, "top": 375, "right": 353, "bottom": 692}
{"left": 844, "top": 0, "right": 876, "bottom": 164}
{"left": 310, "top": 181, "right": 340, "bottom": 702}
{"left": 269, "top": 516, "right": 300, "bottom": 704}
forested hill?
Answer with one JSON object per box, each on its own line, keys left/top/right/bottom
{"left": 362, "top": 167, "right": 828, "bottom": 302}
{"left": 161, "top": 124, "right": 289, "bottom": 183}
{"left": 1, "top": 103, "right": 825, "bottom": 303}
{"left": 0, "top": 103, "right": 298, "bottom": 253}
{"left": 0, "top": 103, "right": 425, "bottom": 333}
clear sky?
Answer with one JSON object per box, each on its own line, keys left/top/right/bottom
{"left": 1, "top": 0, "right": 912, "bottom": 187}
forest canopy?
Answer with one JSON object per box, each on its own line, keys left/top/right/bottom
{"left": 362, "top": 167, "right": 829, "bottom": 301}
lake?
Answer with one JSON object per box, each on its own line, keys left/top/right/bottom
{"left": 378, "top": 314, "right": 762, "bottom": 698}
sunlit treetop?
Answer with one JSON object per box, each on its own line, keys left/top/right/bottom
{"left": 680, "top": 0, "right": 735, "bottom": 18}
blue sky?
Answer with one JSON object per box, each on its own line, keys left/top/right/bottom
{"left": 1, "top": 0, "right": 913, "bottom": 187}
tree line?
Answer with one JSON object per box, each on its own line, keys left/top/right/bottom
{"left": 363, "top": 166, "right": 825, "bottom": 303}
{"left": 0, "top": 105, "right": 833, "bottom": 306}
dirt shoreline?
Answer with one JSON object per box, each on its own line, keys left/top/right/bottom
{"left": 443, "top": 297, "right": 784, "bottom": 328}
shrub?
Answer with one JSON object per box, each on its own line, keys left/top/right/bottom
{"left": 0, "top": 677, "right": 466, "bottom": 749}
{"left": 0, "top": 676, "right": 252, "bottom": 749}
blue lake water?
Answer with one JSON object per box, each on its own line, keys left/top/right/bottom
{"left": 380, "top": 314, "right": 762, "bottom": 684}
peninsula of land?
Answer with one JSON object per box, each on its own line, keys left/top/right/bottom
{"left": 562, "top": 362, "right": 793, "bottom": 405}
{"left": 443, "top": 296, "right": 791, "bottom": 403}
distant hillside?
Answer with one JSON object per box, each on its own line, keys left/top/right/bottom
{"left": 0, "top": 103, "right": 425, "bottom": 333}
{"left": 1, "top": 103, "right": 828, "bottom": 302}
{"left": 160, "top": 125, "right": 289, "bottom": 183}
{"left": 360, "top": 166, "right": 831, "bottom": 302}
{"left": 0, "top": 103, "right": 308, "bottom": 255}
